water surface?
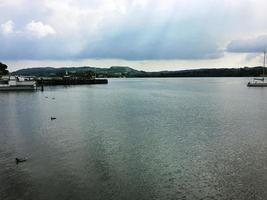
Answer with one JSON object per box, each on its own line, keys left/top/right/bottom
{"left": 1, "top": 78, "right": 267, "bottom": 200}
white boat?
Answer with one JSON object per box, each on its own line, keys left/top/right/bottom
{"left": 0, "top": 76, "right": 37, "bottom": 91}
{"left": 247, "top": 52, "right": 267, "bottom": 87}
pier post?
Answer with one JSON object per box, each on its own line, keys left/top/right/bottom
{"left": 41, "top": 78, "right": 44, "bottom": 91}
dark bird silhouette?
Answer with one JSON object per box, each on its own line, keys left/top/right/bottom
{"left": 15, "top": 157, "right": 27, "bottom": 164}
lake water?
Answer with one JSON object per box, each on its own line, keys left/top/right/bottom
{"left": 1, "top": 78, "right": 267, "bottom": 200}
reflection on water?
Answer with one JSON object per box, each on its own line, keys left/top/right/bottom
{"left": 1, "top": 78, "right": 267, "bottom": 200}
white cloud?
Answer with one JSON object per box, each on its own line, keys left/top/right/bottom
{"left": 26, "top": 20, "right": 56, "bottom": 38}
{"left": 1, "top": 20, "right": 14, "bottom": 35}
{"left": 0, "top": 0, "right": 24, "bottom": 7}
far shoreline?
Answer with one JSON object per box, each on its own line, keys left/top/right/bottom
{"left": 11, "top": 66, "right": 267, "bottom": 78}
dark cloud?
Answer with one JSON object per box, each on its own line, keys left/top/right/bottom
{"left": 0, "top": 17, "right": 224, "bottom": 61}
{"left": 227, "top": 35, "right": 267, "bottom": 53}
{"left": 0, "top": 34, "right": 72, "bottom": 60}
{"left": 78, "top": 18, "right": 223, "bottom": 60}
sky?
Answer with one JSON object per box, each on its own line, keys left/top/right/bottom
{"left": 1, "top": 0, "right": 267, "bottom": 71}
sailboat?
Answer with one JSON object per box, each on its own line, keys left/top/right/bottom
{"left": 247, "top": 52, "right": 267, "bottom": 87}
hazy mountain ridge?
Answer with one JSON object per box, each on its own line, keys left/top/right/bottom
{"left": 12, "top": 66, "right": 266, "bottom": 77}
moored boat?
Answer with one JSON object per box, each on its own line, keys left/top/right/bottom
{"left": 0, "top": 76, "right": 37, "bottom": 91}
{"left": 247, "top": 82, "right": 267, "bottom": 87}
{"left": 247, "top": 52, "right": 267, "bottom": 87}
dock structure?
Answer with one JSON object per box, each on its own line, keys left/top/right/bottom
{"left": 0, "top": 75, "right": 108, "bottom": 91}
{"left": 36, "top": 77, "right": 108, "bottom": 86}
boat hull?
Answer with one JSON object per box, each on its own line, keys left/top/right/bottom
{"left": 0, "top": 86, "right": 36, "bottom": 91}
{"left": 247, "top": 82, "right": 267, "bottom": 87}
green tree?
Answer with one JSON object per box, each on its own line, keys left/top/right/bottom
{"left": 0, "top": 62, "right": 9, "bottom": 76}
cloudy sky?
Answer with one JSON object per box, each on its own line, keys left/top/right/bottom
{"left": 1, "top": 0, "right": 267, "bottom": 71}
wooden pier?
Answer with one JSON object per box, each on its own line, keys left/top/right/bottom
{"left": 37, "top": 78, "right": 108, "bottom": 86}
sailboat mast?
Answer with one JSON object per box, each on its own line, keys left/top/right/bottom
{"left": 263, "top": 51, "right": 266, "bottom": 78}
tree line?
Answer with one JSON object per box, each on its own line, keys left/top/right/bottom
{"left": 0, "top": 62, "right": 9, "bottom": 76}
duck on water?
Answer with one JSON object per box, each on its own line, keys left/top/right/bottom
{"left": 15, "top": 157, "right": 27, "bottom": 164}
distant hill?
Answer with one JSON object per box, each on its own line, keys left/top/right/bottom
{"left": 12, "top": 66, "right": 145, "bottom": 77}
{"left": 12, "top": 67, "right": 95, "bottom": 77}
{"left": 11, "top": 66, "right": 267, "bottom": 78}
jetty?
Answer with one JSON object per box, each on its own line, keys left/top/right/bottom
{"left": 37, "top": 77, "right": 108, "bottom": 86}
{"left": 0, "top": 76, "right": 108, "bottom": 91}
{"left": 1, "top": 62, "right": 107, "bottom": 91}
